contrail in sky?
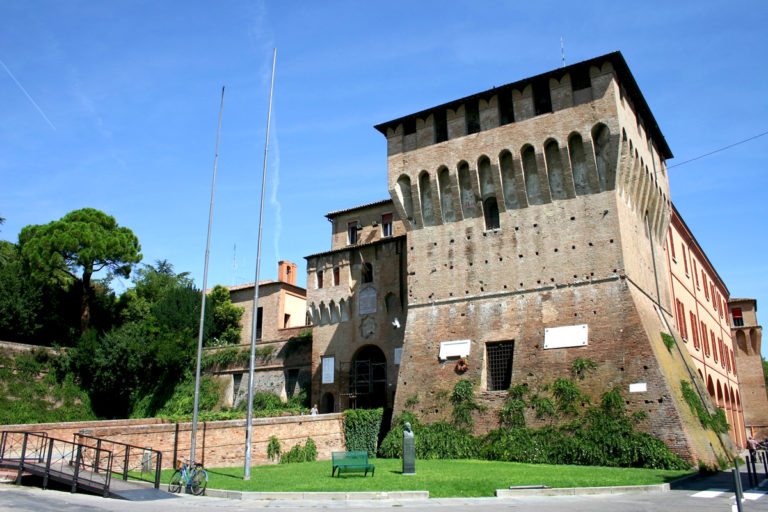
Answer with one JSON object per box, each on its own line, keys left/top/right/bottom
{"left": 0, "top": 58, "right": 56, "bottom": 130}
{"left": 270, "top": 121, "right": 282, "bottom": 262}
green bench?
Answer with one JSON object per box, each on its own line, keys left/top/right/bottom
{"left": 331, "top": 451, "right": 375, "bottom": 477}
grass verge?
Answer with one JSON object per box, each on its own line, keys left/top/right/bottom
{"left": 161, "top": 459, "right": 692, "bottom": 498}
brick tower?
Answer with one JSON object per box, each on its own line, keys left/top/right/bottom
{"left": 375, "top": 52, "right": 735, "bottom": 464}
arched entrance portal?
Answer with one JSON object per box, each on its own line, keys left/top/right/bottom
{"left": 321, "top": 392, "right": 335, "bottom": 414}
{"left": 350, "top": 345, "right": 387, "bottom": 409}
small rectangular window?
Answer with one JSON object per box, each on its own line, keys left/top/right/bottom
{"left": 689, "top": 312, "right": 699, "bottom": 349}
{"left": 347, "top": 221, "right": 358, "bottom": 244}
{"left": 256, "top": 307, "right": 263, "bottom": 339}
{"left": 703, "top": 272, "right": 709, "bottom": 300}
{"left": 381, "top": 213, "right": 393, "bottom": 237}
{"left": 333, "top": 267, "right": 340, "bottom": 286}
{"left": 317, "top": 270, "right": 324, "bottom": 289}
{"left": 486, "top": 340, "right": 514, "bottom": 391}
{"left": 682, "top": 244, "right": 688, "bottom": 274}
{"left": 732, "top": 307, "right": 744, "bottom": 327}
{"left": 693, "top": 260, "right": 699, "bottom": 287}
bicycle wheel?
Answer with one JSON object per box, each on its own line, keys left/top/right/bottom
{"left": 190, "top": 469, "right": 207, "bottom": 496}
{"left": 168, "top": 470, "right": 182, "bottom": 493}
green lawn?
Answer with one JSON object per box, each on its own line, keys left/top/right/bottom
{"left": 164, "top": 459, "right": 692, "bottom": 498}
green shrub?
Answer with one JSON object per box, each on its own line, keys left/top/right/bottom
{"left": 499, "top": 385, "right": 529, "bottom": 428}
{"left": 379, "top": 415, "right": 478, "bottom": 460}
{"left": 267, "top": 436, "right": 281, "bottom": 461}
{"left": 280, "top": 437, "right": 317, "bottom": 463}
{"left": 552, "top": 378, "right": 586, "bottom": 416}
{"left": 450, "top": 379, "right": 484, "bottom": 428}
{"left": 343, "top": 408, "right": 383, "bottom": 457}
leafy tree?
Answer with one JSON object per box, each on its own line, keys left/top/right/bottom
{"left": 19, "top": 208, "right": 142, "bottom": 333}
{"left": 206, "top": 284, "right": 243, "bottom": 346}
{"left": 0, "top": 241, "right": 44, "bottom": 340}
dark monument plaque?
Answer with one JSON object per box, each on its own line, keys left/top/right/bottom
{"left": 402, "top": 422, "right": 415, "bottom": 475}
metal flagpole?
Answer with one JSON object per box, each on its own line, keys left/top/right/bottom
{"left": 244, "top": 48, "right": 276, "bottom": 480}
{"left": 190, "top": 85, "right": 226, "bottom": 466}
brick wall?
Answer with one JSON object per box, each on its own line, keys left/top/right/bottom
{"left": 1, "top": 414, "right": 345, "bottom": 470}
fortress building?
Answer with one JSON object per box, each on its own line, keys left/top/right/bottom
{"left": 304, "top": 51, "right": 740, "bottom": 464}
{"left": 729, "top": 298, "right": 768, "bottom": 439}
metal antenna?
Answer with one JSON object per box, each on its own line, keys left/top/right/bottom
{"left": 190, "top": 85, "right": 225, "bottom": 467}
{"left": 244, "top": 47, "right": 276, "bottom": 480}
{"left": 561, "top": 37, "right": 566, "bottom": 67}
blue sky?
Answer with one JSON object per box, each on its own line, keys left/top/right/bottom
{"left": 1, "top": 2, "right": 766, "bottom": 355}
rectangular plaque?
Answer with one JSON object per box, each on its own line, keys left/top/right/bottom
{"left": 321, "top": 356, "right": 335, "bottom": 384}
{"left": 543, "top": 324, "right": 588, "bottom": 349}
{"left": 629, "top": 382, "right": 647, "bottom": 393}
{"left": 438, "top": 340, "right": 471, "bottom": 360}
{"left": 358, "top": 287, "right": 377, "bottom": 315}
{"left": 394, "top": 348, "right": 402, "bottom": 365}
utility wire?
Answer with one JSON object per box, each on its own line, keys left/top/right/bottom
{"left": 668, "top": 130, "right": 768, "bottom": 169}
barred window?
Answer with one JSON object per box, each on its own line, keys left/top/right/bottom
{"left": 486, "top": 341, "right": 514, "bottom": 391}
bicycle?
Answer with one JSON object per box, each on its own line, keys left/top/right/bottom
{"left": 168, "top": 458, "right": 208, "bottom": 496}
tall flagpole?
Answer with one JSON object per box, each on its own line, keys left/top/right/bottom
{"left": 191, "top": 85, "right": 226, "bottom": 466}
{"left": 244, "top": 48, "right": 276, "bottom": 480}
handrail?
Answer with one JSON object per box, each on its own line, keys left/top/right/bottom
{"left": 73, "top": 433, "right": 163, "bottom": 489}
{"left": 0, "top": 431, "right": 113, "bottom": 497}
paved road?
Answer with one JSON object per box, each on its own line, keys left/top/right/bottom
{"left": 0, "top": 486, "right": 765, "bottom": 511}
{"left": 0, "top": 470, "right": 765, "bottom": 512}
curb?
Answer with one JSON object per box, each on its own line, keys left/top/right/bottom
{"left": 495, "top": 483, "right": 669, "bottom": 497}
{"left": 204, "top": 489, "right": 430, "bottom": 500}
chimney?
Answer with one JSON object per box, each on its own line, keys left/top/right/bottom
{"left": 278, "top": 261, "right": 297, "bottom": 285}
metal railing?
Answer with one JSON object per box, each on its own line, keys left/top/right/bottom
{"left": 73, "top": 433, "right": 162, "bottom": 489}
{"left": 0, "top": 431, "right": 114, "bottom": 497}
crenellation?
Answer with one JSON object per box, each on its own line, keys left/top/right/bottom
{"left": 512, "top": 84, "right": 534, "bottom": 121}
{"left": 416, "top": 114, "right": 434, "bottom": 149}
{"left": 446, "top": 105, "right": 465, "bottom": 140}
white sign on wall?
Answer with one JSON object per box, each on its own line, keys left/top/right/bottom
{"left": 394, "top": 348, "right": 402, "bottom": 365}
{"left": 629, "top": 382, "right": 647, "bottom": 393}
{"left": 359, "top": 287, "right": 377, "bottom": 315}
{"left": 438, "top": 340, "right": 471, "bottom": 360}
{"left": 321, "top": 356, "right": 335, "bottom": 384}
{"left": 543, "top": 324, "right": 588, "bottom": 349}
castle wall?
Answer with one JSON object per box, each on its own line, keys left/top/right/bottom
{"left": 1, "top": 415, "right": 345, "bottom": 470}
{"left": 380, "top": 56, "right": 733, "bottom": 463}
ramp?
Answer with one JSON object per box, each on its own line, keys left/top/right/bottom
{"left": 0, "top": 431, "right": 176, "bottom": 501}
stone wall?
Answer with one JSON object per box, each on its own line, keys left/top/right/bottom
{"left": 1, "top": 414, "right": 345, "bottom": 470}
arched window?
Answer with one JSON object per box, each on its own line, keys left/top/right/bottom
{"left": 483, "top": 197, "right": 500, "bottom": 230}
{"left": 362, "top": 262, "right": 373, "bottom": 283}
